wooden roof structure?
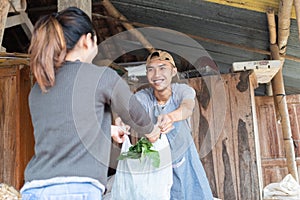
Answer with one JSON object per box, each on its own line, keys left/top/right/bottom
{"left": 0, "top": 0, "right": 300, "bottom": 197}
{"left": 1, "top": 0, "right": 300, "bottom": 95}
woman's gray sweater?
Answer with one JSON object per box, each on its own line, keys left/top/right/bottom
{"left": 24, "top": 61, "right": 154, "bottom": 186}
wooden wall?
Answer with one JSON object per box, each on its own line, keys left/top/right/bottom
{"left": 255, "top": 94, "right": 300, "bottom": 187}
{"left": 0, "top": 62, "right": 34, "bottom": 190}
{"left": 188, "top": 72, "right": 261, "bottom": 200}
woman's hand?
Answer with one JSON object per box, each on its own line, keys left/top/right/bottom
{"left": 111, "top": 125, "right": 130, "bottom": 143}
{"left": 115, "top": 117, "right": 131, "bottom": 134}
{"left": 145, "top": 123, "right": 161, "bottom": 143}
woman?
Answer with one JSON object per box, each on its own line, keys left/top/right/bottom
{"left": 21, "top": 7, "right": 160, "bottom": 200}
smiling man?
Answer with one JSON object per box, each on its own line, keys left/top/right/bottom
{"left": 135, "top": 50, "right": 213, "bottom": 199}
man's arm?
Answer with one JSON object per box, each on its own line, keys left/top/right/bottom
{"left": 168, "top": 98, "right": 195, "bottom": 122}
{"left": 159, "top": 98, "right": 195, "bottom": 134}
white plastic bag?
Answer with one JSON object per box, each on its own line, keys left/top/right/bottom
{"left": 263, "top": 174, "right": 300, "bottom": 199}
{"left": 110, "top": 135, "right": 173, "bottom": 200}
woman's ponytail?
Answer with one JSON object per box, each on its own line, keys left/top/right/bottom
{"left": 29, "top": 15, "right": 66, "bottom": 92}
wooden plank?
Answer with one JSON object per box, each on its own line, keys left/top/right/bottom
{"left": 0, "top": 67, "right": 17, "bottom": 187}
{"left": 6, "top": 12, "right": 34, "bottom": 39}
{"left": 5, "top": 14, "right": 23, "bottom": 28}
{"left": 211, "top": 74, "right": 238, "bottom": 200}
{"left": 189, "top": 77, "right": 219, "bottom": 197}
{"left": 58, "top": 0, "right": 92, "bottom": 19}
{"left": 226, "top": 72, "right": 261, "bottom": 199}
{"left": 189, "top": 72, "right": 261, "bottom": 199}
{"left": 250, "top": 74, "right": 263, "bottom": 196}
{"left": 15, "top": 65, "right": 34, "bottom": 189}
{"left": 20, "top": 11, "right": 33, "bottom": 39}
{"left": 0, "top": 0, "right": 10, "bottom": 48}
{"left": 204, "top": 0, "right": 297, "bottom": 19}
{"left": 255, "top": 96, "right": 285, "bottom": 159}
{"left": 287, "top": 95, "right": 300, "bottom": 157}
{"left": 232, "top": 60, "right": 281, "bottom": 83}
{"left": 0, "top": 66, "right": 17, "bottom": 76}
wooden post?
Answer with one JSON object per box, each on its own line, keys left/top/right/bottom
{"left": 0, "top": 0, "right": 10, "bottom": 50}
{"left": 101, "top": 0, "right": 155, "bottom": 53}
{"left": 267, "top": 9, "right": 299, "bottom": 182}
{"left": 57, "top": 0, "right": 92, "bottom": 19}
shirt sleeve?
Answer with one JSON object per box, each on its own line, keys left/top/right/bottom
{"left": 99, "top": 68, "right": 154, "bottom": 135}
{"left": 173, "top": 83, "right": 196, "bottom": 103}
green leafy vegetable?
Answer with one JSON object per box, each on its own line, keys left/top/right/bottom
{"left": 117, "top": 137, "right": 160, "bottom": 168}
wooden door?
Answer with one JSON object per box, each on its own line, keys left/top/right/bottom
{"left": 255, "top": 95, "right": 300, "bottom": 187}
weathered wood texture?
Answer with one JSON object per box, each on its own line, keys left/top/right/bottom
{"left": 0, "top": 62, "right": 34, "bottom": 190}
{"left": 0, "top": 0, "right": 10, "bottom": 49}
{"left": 58, "top": 0, "right": 91, "bottom": 18}
{"left": 205, "top": 0, "right": 297, "bottom": 19}
{"left": 188, "top": 72, "right": 261, "bottom": 200}
{"left": 111, "top": 0, "right": 300, "bottom": 94}
{"left": 255, "top": 95, "right": 300, "bottom": 187}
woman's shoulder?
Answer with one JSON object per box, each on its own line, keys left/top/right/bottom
{"left": 78, "top": 63, "right": 120, "bottom": 79}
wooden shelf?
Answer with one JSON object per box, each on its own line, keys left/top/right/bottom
{"left": 232, "top": 60, "right": 282, "bottom": 83}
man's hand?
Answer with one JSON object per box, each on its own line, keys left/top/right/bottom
{"left": 158, "top": 114, "right": 174, "bottom": 134}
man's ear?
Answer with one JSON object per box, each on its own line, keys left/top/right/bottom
{"left": 171, "top": 67, "right": 178, "bottom": 77}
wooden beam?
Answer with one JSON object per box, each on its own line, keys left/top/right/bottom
{"left": 0, "top": 0, "right": 10, "bottom": 50}
{"left": 93, "top": 13, "right": 300, "bottom": 63}
{"left": 101, "top": 0, "right": 155, "bottom": 53}
{"left": 5, "top": 14, "right": 23, "bottom": 28}
{"left": 267, "top": 9, "right": 299, "bottom": 182}
{"left": 232, "top": 60, "right": 281, "bottom": 84}
{"left": 57, "top": 0, "right": 92, "bottom": 19}
{"left": 205, "top": 0, "right": 296, "bottom": 19}
{"left": 20, "top": 11, "right": 33, "bottom": 39}
{"left": 5, "top": 11, "right": 33, "bottom": 39}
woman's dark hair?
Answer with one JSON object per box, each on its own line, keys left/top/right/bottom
{"left": 29, "top": 7, "right": 96, "bottom": 92}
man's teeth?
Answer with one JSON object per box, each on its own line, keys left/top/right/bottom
{"left": 153, "top": 79, "right": 163, "bottom": 83}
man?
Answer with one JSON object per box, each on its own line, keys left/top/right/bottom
{"left": 134, "top": 50, "right": 213, "bottom": 199}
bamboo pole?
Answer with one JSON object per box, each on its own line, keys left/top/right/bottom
{"left": 294, "top": 0, "right": 300, "bottom": 41}
{"left": 101, "top": 0, "right": 155, "bottom": 53}
{"left": 278, "top": 0, "right": 293, "bottom": 55}
{"left": 267, "top": 9, "right": 299, "bottom": 182}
